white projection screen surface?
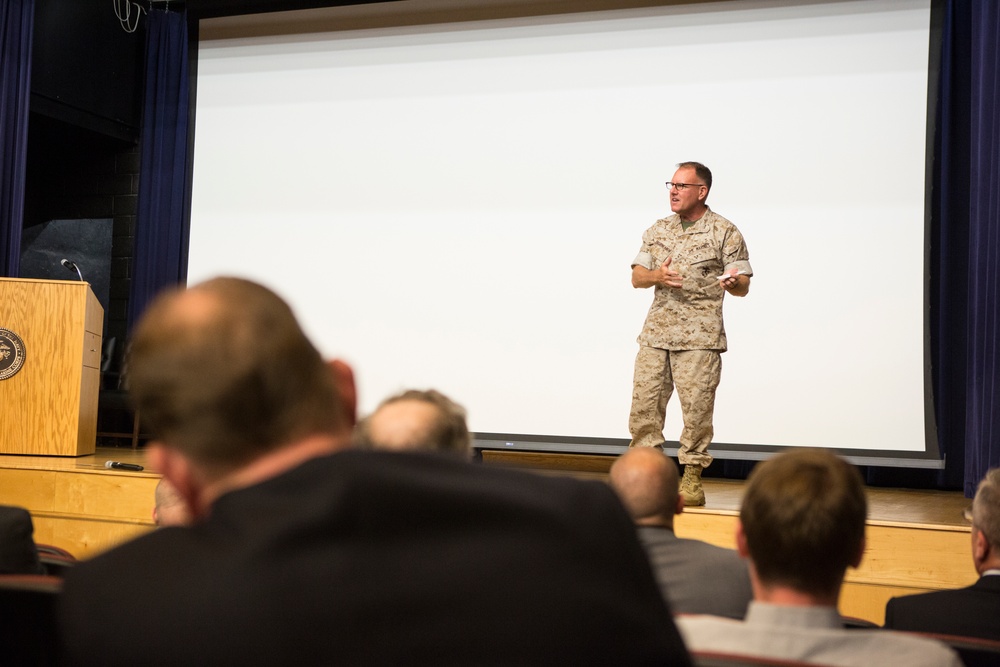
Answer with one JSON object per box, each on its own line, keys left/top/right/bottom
{"left": 189, "top": 0, "right": 938, "bottom": 463}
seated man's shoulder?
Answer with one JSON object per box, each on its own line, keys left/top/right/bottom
{"left": 677, "top": 614, "right": 962, "bottom": 667}
{"left": 675, "top": 613, "right": 740, "bottom": 636}
{"left": 639, "top": 527, "right": 742, "bottom": 564}
{"left": 853, "top": 627, "right": 964, "bottom": 667}
{"left": 886, "top": 588, "right": 959, "bottom": 614}
{"left": 885, "top": 580, "right": 1000, "bottom": 640}
{"left": 678, "top": 535, "right": 742, "bottom": 560}
{"left": 888, "top": 579, "right": 1000, "bottom": 611}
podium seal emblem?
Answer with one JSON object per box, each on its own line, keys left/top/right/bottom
{"left": 0, "top": 328, "right": 26, "bottom": 380}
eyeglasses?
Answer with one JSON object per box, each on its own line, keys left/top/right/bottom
{"left": 665, "top": 182, "right": 706, "bottom": 191}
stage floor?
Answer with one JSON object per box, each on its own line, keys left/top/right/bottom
{"left": 479, "top": 450, "right": 971, "bottom": 527}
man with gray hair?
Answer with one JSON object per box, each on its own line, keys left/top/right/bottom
{"left": 355, "top": 388, "right": 471, "bottom": 457}
{"left": 885, "top": 467, "right": 1000, "bottom": 641}
{"left": 629, "top": 161, "right": 752, "bottom": 507}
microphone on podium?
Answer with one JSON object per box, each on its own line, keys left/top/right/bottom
{"left": 60, "top": 258, "right": 85, "bottom": 282}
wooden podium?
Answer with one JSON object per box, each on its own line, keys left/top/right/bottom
{"left": 0, "top": 278, "right": 103, "bottom": 456}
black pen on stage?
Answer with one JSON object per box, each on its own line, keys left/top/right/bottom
{"left": 105, "top": 461, "right": 144, "bottom": 471}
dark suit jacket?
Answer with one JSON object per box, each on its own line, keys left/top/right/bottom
{"left": 58, "top": 450, "right": 690, "bottom": 666}
{"left": 637, "top": 525, "right": 753, "bottom": 619}
{"left": 884, "top": 574, "right": 1000, "bottom": 641}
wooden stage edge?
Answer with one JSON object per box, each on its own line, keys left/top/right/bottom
{"left": 0, "top": 448, "right": 976, "bottom": 627}
{"left": 0, "top": 447, "right": 157, "bottom": 561}
{"left": 480, "top": 450, "right": 977, "bottom": 626}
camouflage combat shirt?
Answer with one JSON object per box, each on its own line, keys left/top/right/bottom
{"left": 631, "top": 208, "right": 752, "bottom": 351}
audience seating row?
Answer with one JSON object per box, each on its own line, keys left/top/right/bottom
{"left": 4, "top": 568, "right": 999, "bottom": 667}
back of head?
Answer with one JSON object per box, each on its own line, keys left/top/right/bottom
{"left": 740, "top": 449, "right": 867, "bottom": 598}
{"left": 608, "top": 447, "right": 679, "bottom": 525}
{"left": 972, "top": 468, "right": 1000, "bottom": 553}
{"left": 127, "top": 277, "right": 344, "bottom": 473}
{"left": 355, "top": 389, "right": 471, "bottom": 457}
{"left": 0, "top": 506, "right": 43, "bottom": 575}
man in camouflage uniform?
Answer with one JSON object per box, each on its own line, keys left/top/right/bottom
{"left": 629, "top": 161, "right": 752, "bottom": 506}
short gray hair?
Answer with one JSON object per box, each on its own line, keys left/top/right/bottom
{"left": 972, "top": 468, "right": 1000, "bottom": 550}
{"left": 355, "top": 389, "right": 471, "bottom": 456}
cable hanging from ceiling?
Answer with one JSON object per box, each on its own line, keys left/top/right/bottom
{"left": 114, "top": 0, "right": 184, "bottom": 34}
{"left": 113, "top": 0, "right": 145, "bottom": 33}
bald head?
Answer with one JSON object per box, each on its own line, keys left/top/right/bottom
{"left": 608, "top": 447, "right": 682, "bottom": 527}
{"left": 367, "top": 400, "right": 442, "bottom": 452}
{"left": 355, "top": 389, "right": 471, "bottom": 457}
{"left": 128, "top": 277, "right": 350, "bottom": 474}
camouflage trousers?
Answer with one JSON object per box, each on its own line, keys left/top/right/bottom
{"left": 628, "top": 346, "right": 721, "bottom": 468}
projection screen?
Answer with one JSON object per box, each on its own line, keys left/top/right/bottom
{"left": 189, "top": 0, "right": 939, "bottom": 465}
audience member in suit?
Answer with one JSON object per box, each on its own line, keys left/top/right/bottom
{"left": 152, "top": 478, "right": 191, "bottom": 527}
{"left": 354, "top": 388, "right": 471, "bottom": 457}
{"left": 608, "top": 446, "right": 752, "bottom": 618}
{"left": 884, "top": 467, "right": 1000, "bottom": 640}
{"left": 676, "top": 448, "right": 962, "bottom": 667}
{"left": 0, "top": 505, "right": 44, "bottom": 575}
{"left": 57, "top": 277, "right": 690, "bottom": 667}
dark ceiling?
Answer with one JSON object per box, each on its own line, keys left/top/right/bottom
{"left": 183, "top": 0, "right": 395, "bottom": 19}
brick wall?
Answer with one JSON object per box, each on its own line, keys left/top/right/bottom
{"left": 24, "top": 116, "right": 140, "bottom": 372}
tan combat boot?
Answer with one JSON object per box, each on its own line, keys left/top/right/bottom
{"left": 680, "top": 464, "right": 705, "bottom": 507}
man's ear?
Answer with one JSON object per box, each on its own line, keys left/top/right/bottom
{"left": 146, "top": 443, "right": 202, "bottom": 521}
{"left": 735, "top": 521, "right": 750, "bottom": 558}
{"left": 973, "top": 528, "right": 990, "bottom": 566}
{"left": 674, "top": 493, "right": 686, "bottom": 517}
{"left": 328, "top": 358, "right": 357, "bottom": 428}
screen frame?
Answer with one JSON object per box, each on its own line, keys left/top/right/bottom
{"left": 184, "top": 0, "right": 946, "bottom": 469}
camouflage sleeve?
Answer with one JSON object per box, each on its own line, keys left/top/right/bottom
{"left": 722, "top": 226, "right": 753, "bottom": 277}
{"left": 631, "top": 250, "right": 654, "bottom": 270}
{"left": 631, "top": 229, "right": 655, "bottom": 270}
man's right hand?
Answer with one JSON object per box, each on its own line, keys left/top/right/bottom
{"left": 631, "top": 257, "right": 683, "bottom": 289}
{"left": 654, "top": 257, "right": 683, "bottom": 289}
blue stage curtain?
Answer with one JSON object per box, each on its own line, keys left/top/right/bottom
{"left": 962, "top": 0, "right": 1000, "bottom": 495}
{"left": 0, "top": 0, "right": 33, "bottom": 277}
{"left": 927, "top": 0, "right": 973, "bottom": 492}
{"left": 128, "top": 8, "right": 190, "bottom": 329}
